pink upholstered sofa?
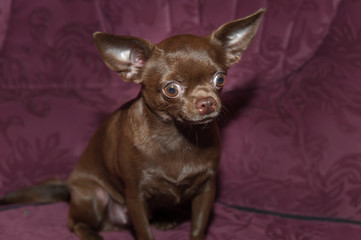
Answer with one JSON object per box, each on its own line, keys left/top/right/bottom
{"left": 1, "top": 0, "right": 361, "bottom": 239}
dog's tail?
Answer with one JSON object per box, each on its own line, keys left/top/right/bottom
{"left": 0, "top": 178, "right": 70, "bottom": 206}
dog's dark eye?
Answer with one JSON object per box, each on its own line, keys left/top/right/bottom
{"left": 213, "top": 74, "right": 226, "bottom": 88}
{"left": 163, "top": 83, "right": 181, "bottom": 98}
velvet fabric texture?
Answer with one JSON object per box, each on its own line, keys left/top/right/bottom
{"left": 1, "top": 0, "right": 361, "bottom": 239}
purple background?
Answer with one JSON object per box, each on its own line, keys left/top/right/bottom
{"left": 1, "top": 0, "right": 361, "bottom": 239}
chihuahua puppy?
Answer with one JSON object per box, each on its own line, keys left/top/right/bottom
{"left": 0, "top": 9, "right": 264, "bottom": 240}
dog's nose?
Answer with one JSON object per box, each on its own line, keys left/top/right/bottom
{"left": 196, "top": 97, "right": 217, "bottom": 115}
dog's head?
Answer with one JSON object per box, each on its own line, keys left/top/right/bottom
{"left": 94, "top": 9, "right": 264, "bottom": 124}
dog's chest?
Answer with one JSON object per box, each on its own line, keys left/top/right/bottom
{"left": 132, "top": 120, "right": 220, "bottom": 205}
{"left": 140, "top": 157, "right": 214, "bottom": 205}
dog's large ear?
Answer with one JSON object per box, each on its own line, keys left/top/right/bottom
{"left": 93, "top": 32, "right": 154, "bottom": 83}
{"left": 211, "top": 8, "right": 265, "bottom": 67}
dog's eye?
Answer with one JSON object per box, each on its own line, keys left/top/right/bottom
{"left": 213, "top": 74, "right": 226, "bottom": 88}
{"left": 163, "top": 83, "right": 181, "bottom": 98}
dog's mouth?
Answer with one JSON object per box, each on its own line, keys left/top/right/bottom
{"left": 176, "top": 112, "right": 219, "bottom": 125}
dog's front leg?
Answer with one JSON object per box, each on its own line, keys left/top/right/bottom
{"left": 190, "top": 178, "right": 216, "bottom": 240}
{"left": 125, "top": 189, "right": 154, "bottom": 240}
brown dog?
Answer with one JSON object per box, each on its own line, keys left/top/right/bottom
{"left": 0, "top": 9, "right": 264, "bottom": 240}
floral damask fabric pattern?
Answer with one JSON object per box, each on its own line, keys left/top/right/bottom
{"left": 1, "top": 0, "right": 361, "bottom": 239}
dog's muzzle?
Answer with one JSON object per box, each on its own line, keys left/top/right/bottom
{"left": 195, "top": 97, "right": 217, "bottom": 115}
